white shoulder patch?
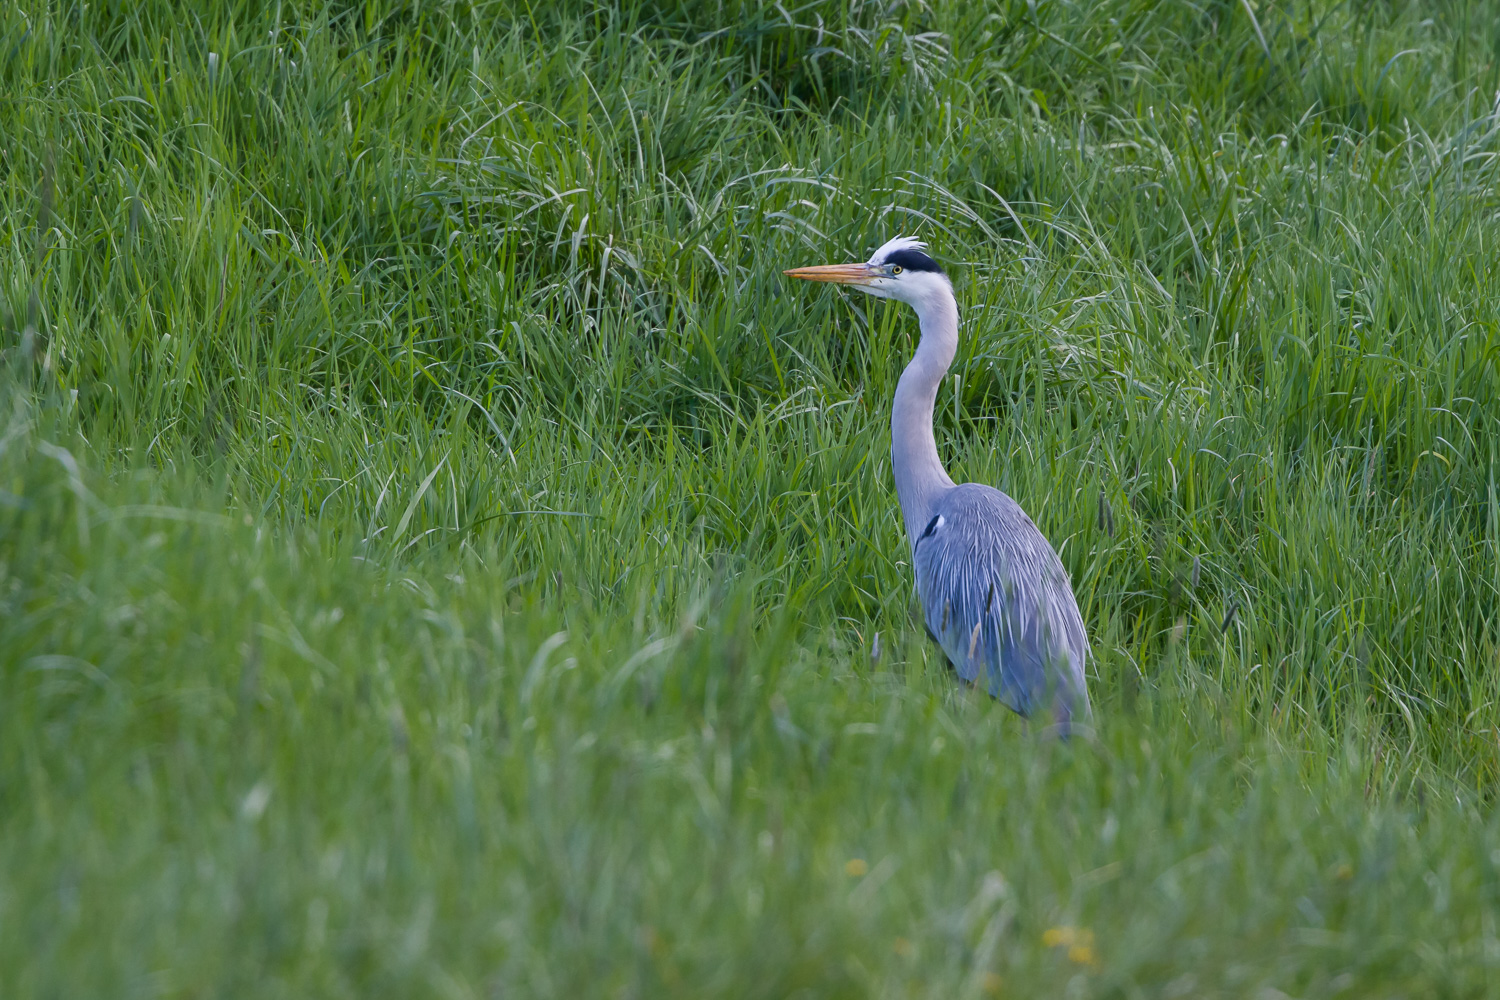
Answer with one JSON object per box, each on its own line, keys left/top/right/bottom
{"left": 869, "top": 235, "right": 927, "bottom": 265}
{"left": 915, "top": 513, "right": 945, "bottom": 552}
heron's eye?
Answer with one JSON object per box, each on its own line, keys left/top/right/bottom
{"left": 891, "top": 265, "right": 903, "bottom": 275}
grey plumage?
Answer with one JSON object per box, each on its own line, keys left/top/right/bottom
{"left": 913, "top": 484, "right": 1090, "bottom": 731}
{"left": 786, "top": 236, "right": 1093, "bottom": 736}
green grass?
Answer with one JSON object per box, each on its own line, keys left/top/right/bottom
{"left": 5, "top": 0, "right": 1500, "bottom": 994}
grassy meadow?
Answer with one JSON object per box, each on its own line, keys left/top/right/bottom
{"left": 6, "top": 0, "right": 1500, "bottom": 994}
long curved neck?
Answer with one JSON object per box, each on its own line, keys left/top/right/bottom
{"left": 891, "top": 284, "right": 959, "bottom": 547}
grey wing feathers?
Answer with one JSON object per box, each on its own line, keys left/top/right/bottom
{"left": 913, "top": 484, "right": 1090, "bottom": 728}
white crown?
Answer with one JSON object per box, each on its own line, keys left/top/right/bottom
{"left": 868, "top": 235, "right": 927, "bottom": 264}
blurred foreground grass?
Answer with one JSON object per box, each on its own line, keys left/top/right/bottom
{"left": 4, "top": 0, "right": 1500, "bottom": 994}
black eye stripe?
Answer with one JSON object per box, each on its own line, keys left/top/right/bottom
{"left": 882, "top": 248, "right": 944, "bottom": 274}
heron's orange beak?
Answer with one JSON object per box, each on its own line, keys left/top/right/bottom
{"left": 783, "top": 262, "right": 877, "bottom": 285}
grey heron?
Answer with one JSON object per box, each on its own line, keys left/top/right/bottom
{"left": 786, "top": 237, "right": 1092, "bottom": 736}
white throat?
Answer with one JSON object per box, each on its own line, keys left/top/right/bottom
{"left": 890, "top": 280, "right": 959, "bottom": 548}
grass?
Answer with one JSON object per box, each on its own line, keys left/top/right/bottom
{"left": 4, "top": 0, "right": 1500, "bottom": 994}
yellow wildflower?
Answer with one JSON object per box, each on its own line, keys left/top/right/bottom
{"left": 1068, "top": 944, "right": 1097, "bottom": 967}
{"left": 1042, "top": 926, "right": 1077, "bottom": 948}
{"left": 1045, "top": 926, "right": 1097, "bottom": 967}
{"left": 844, "top": 858, "right": 869, "bottom": 877}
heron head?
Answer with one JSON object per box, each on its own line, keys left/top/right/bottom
{"left": 784, "top": 236, "right": 949, "bottom": 305}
